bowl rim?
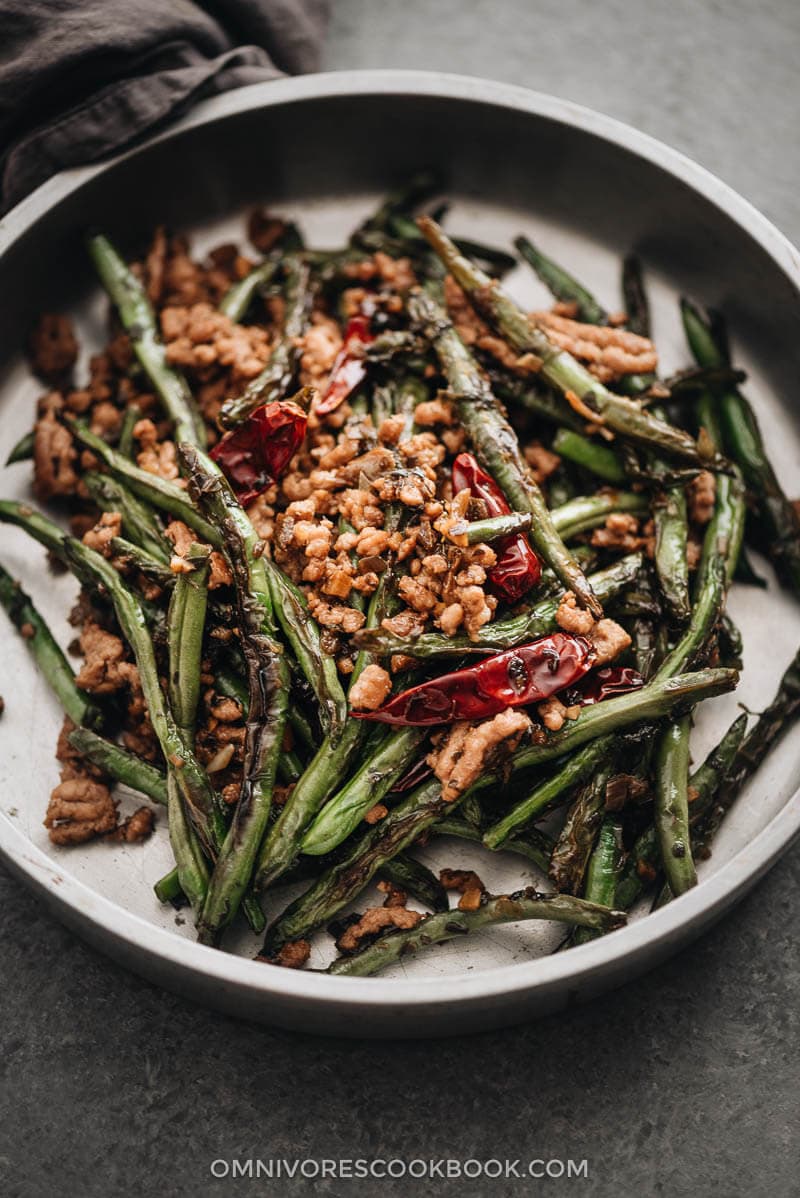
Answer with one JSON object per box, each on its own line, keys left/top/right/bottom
{"left": 2, "top": 68, "right": 799, "bottom": 1013}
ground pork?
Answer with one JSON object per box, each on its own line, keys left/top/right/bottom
{"left": 398, "top": 432, "right": 446, "bottom": 481}
{"left": 439, "top": 868, "right": 486, "bottom": 911}
{"left": 89, "top": 401, "right": 122, "bottom": 440}
{"left": 28, "top": 314, "right": 78, "bottom": 381}
{"left": 143, "top": 225, "right": 168, "bottom": 304}
{"left": 298, "top": 314, "right": 343, "bottom": 385}
{"left": 537, "top": 696, "right": 582, "bottom": 733}
{"left": 245, "top": 493, "right": 277, "bottom": 542}
{"left": 335, "top": 906, "right": 423, "bottom": 954}
{"left": 305, "top": 594, "right": 366, "bottom": 633}
{"left": 133, "top": 418, "right": 181, "bottom": 481}
{"left": 373, "top": 251, "right": 417, "bottom": 291}
{"left": 266, "top": 939, "right": 312, "bottom": 970}
{"left": 414, "top": 398, "right": 456, "bottom": 426}
{"left": 150, "top": 233, "right": 234, "bottom": 308}
{"left": 342, "top": 252, "right": 417, "bottom": 293}
{"left": 373, "top": 468, "right": 435, "bottom": 508}
{"left": 687, "top": 470, "right": 716, "bottom": 526}
{"left": 686, "top": 536, "right": 703, "bottom": 570}
{"left": 161, "top": 302, "right": 270, "bottom": 381}
{"left": 524, "top": 442, "right": 561, "bottom": 484}
{"left": 111, "top": 807, "right": 155, "bottom": 843}
{"left": 33, "top": 394, "right": 79, "bottom": 499}
{"left": 428, "top": 709, "right": 531, "bottom": 804}
{"left": 531, "top": 310, "right": 658, "bottom": 381}
{"left": 82, "top": 511, "right": 122, "bottom": 557}
{"left": 74, "top": 622, "right": 138, "bottom": 694}
{"left": 163, "top": 520, "right": 232, "bottom": 588}
{"left": 333, "top": 487, "right": 385, "bottom": 531}
{"left": 55, "top": 716, "right": 106, "bottom": 783}
{"left": 590, "top": 619, "right": 632, "bottom": 665}
{"left": 247, "top": 208, "right": 290, "bottom": 254}
{"left": 379, "top": 610, "right": 427, "bottom": 639}
{"left": 443, "top": 275, "right": 542, "bottom": 375}
{"left": 120, "top": 679, "right": 159, "bottom": 762}
{"left": 44, "top": 778, "right": 117, "bottom": 845}
{"left": 590, "top": 512, "right": 649, "bottom": 553}
{"left": 376, "top": 878, "right": 409, "bottom": 908}
{"left": 349, "top": 663, "right": 392, "bottom": 711}
{"left": 555, "top": 591, "right": 596, "bottom": 636}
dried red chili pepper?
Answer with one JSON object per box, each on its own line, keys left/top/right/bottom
{"left": 560, "top": 666, "right": 644, "bottom": 707}
{"left": 354, "top": 632, "right": 593, "bottom": 726}
{"left": 210, "top": 400, "right": 307, "bottom": 505}
{"left": 452, "top": 453, "right": 541, "bottom": 603}
{"left": 315, "top": 311, "right": 375, "bottom": 415}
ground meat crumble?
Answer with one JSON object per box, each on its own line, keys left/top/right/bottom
{"left": 428, "top": 709, "right": 531, "bottom": 804}
{"left": 16, "top": 214, "right": 680, "bottom": 892}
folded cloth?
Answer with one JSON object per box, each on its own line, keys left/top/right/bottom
{"left": 0, "top": 0, "right": 329, "bottom": 211}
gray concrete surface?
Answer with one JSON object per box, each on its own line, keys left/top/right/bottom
{"left": 2, "top": 2, "right": 800, "bottom": 1195}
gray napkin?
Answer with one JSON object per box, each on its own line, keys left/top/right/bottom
{"left": 0, "top": 0, "right": 329, "bottom": 211}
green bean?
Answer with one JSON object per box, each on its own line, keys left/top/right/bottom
{"left": 652, "top": 485, "right": 690, "bottom": 624}
{"left": 550, "top": 490, "right": 648, "bottom": 540}
{"left": 681, "top": 297, "right": 800, "bottom": 596}
{"left": 548, "top": 768, "right": 611, "bottom": 894}
{"left": 5, "top": 429, "right": 34, "bottom": 465}
{"left": 265, "top": 669, "right": 735, "bottom": 949}
{"left": 220, "top": 257, "right": 310, "bottom": 427}
{"left": 688, "top": 711, "right": 749, "bottom": 828}
{"left": 622, "top": 256, "right": 651, "bottom": 338}
{"left": 434, "top": 817, "right": 553, "bottom": 875}
{"left": 515, "top": 235, "right": 608, "bottom": 325}
{"left": 263, "top": 777, "right": 442, "bottom": 951}
{"left": 654, "top": 715, "right": 696, "bottom": 895}
{"left": 705, "top": 646, "right": 800, "bottom": 843}
{"left": 301, "top": 726, "right": 426, "bottom": 856}
{"left": 492, "top": 373, "right": 585, "bottom": 432}
{"left": 255, "top": 722, "right": 364, "bottom": 890}
{"left": 67, "top": 726, "right": 168, "bottom": 804}
{"left": 327, "top": 889, "right": 626, "bottom": 976}
{"left": 116, "top": 404, "right": 142, "bottom": 458}
{"left": 409, "top": 285, "right": 602, "bottom": 615}
{"left": 483, "top": 738, "right": 612, "bottom": 850}
{"left": 0, "top": 563, "right": 101, "bottom": 729}
{"left": 653, "top": 474, "right": 745, "bottom": 681}
{"left": 262, "top": 557, "right": 347, "bottom": 740}
{"left": 153, "top": 868, "right": 184, "bottom": 905}
{"left": 82, "top": 470, "right": 171, "bottom": 564}
{"left": 571, "top": 816, "right": 625, "bottom": 945}
{"left": 505, "top": 668, "right": 736, "bottom": 778}
{"left": 61, "top": 537, "right": 226, "bottom": 859}
{"left": 87, "top": 233, "right": 205, "bottom": 446}
{"left": 109, "top": 537, "right": 174, "bottom": 584}
{"left": 417, "top": 218, "right": 717, "bottom": 467}
{"left": 218, "top": 258, "right": 280, "bottom": 323}
{"left": 551, "top": 429, "right": 626, "bottom": 484}
{"left": 379, "top": 855, "right": 449, "bottom": 913}
{"left": 451, "top": 511, "right": 533, "bottom": 544}
{"left": 614, "top": 711, "right": 747, "bottom": 909}
{"left": 166, "top": 543, "right": 212, "bottom": 912}
{"left": 0, "top": 498, "right": 70, "bottom": 560}
{"left": 181, "top": 447, "right": 288, "bottom": 943}
{"left": 67, "top": 421, "right": 220, "bottom": 544}
{"left": 353, "top": 554, "right": 643, "bottom": 660}
{"left": 351, "top": 170, "right": 442, "bottom": 248}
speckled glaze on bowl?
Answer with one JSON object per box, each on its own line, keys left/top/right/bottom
{"left": 1, "top": 71, "right": 799, "bottom": 1037}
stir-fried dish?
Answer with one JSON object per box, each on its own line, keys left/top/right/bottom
{"left": 3, "top": 173, "right": 800, "bottom": 976}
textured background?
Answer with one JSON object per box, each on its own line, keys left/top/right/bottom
{"left": 2, "top": 2, "right": 800, "bottom": 1194}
